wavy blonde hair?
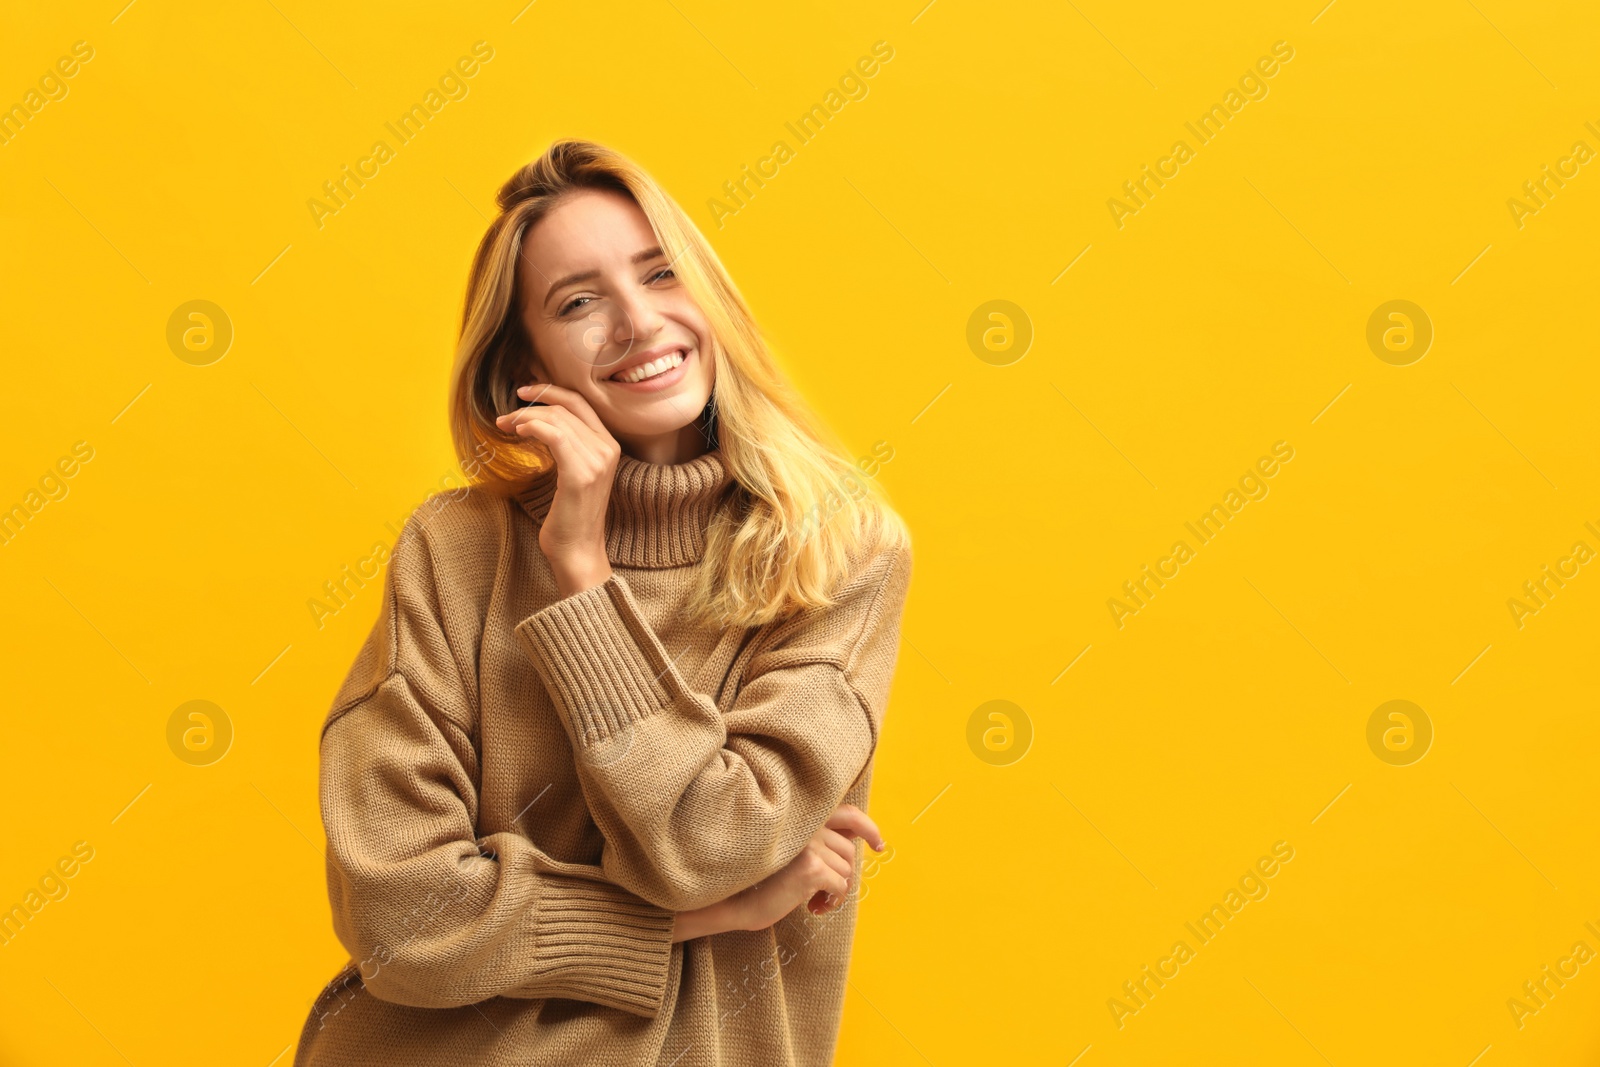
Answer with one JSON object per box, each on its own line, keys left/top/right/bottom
{"left": 448, "top": 138, "right": 909, "bottom": 629}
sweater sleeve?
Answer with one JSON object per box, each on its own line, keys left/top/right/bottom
{"left": 317, "top": 515, "right": 677, "bottom": 1016}
{"left": 512, "top": 538, "right": 912, "bottom": 913}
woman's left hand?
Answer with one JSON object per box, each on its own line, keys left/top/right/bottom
{"left": 494, "top": 382, "right": 618, "bottom": 596}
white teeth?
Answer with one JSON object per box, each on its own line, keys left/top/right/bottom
{"left": 612, "top": 349, "right": 685, "bottom": 383}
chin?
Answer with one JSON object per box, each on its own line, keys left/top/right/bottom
{"left": 612, "top": 390, "right": 712, "bottom": 427}
{"left": 610, "top": 415, "right": 705, "bottom": 437}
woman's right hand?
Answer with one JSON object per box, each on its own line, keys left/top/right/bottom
{"left": 735, "top": 804, "right": 887, "bottom": 931}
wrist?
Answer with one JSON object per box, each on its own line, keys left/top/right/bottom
{"left": 720, "top": 891, "right": 753, "bottom": 933}
{"left": 671, "top": 895, "right": 750, "bottom": 944}
{"left": 669, "top": 909, "right": 698, "bottom": 944}
{"left": 551, "top": 552, "right": 612, "bottom": 598}
{"left": 671, "top": 904, "right": 714, "bottom": 944}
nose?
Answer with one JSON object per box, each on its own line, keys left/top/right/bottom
{"left": 609, "top": 279, "right": 668, "bottom": 350}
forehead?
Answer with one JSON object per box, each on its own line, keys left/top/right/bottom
{"left": 521, "top": 188, "right": 655, "bottom": 274}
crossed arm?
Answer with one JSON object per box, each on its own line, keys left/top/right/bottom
{"left": 512, "top": 539, "right": 912, "bottom": 913}
{"left": 317, "top": 514, "right": 908, "bottom": 1015}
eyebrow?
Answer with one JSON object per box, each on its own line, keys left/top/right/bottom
{"left": 543, "top": 246, "right": 667, "bottom": 309}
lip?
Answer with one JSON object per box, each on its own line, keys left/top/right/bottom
{"left": 603, "top": 345, "right": 692, "bottom": 392}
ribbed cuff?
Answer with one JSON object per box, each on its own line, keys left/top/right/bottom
{"left": 514, "top": 575, "right": 671, "bottom": 749}
{"left": 527, "top": 870, "right": 677, "bottom": 1016}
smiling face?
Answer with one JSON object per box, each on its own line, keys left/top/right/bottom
{"left": 516, "top": 187, "right": 717, "bottom": 463}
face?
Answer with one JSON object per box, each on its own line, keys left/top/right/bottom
{"left": 516, "top": 188, "right": 716, "bottom": 457}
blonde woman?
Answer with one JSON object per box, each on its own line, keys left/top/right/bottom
{"left": 294, "top": 139, "right": 913, "bottom": 1066}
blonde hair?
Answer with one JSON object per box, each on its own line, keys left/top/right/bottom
{"left": 448, "top": 139, "right": 909, "bottom": 629}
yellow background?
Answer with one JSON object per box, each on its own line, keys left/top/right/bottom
{"left": 2, "top": 0, "right": 1597, "bottom": 1063}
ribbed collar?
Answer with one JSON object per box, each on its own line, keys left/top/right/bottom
{"left": 512, "top": 448, "right": 734, "bottom": 568}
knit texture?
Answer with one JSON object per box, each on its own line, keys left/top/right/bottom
{"left": 293, "top": 447, "right": 912, "bottom": 1067}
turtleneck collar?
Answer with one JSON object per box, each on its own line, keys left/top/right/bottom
{"left": 512, "top": 448, "right": 734, "bottom": 568}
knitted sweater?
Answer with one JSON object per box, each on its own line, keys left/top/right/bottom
{"left": 293, "top": 447, "right": 912, "bottom": 1067}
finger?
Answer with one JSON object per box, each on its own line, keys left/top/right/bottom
{"left": 496, "top": 400, "right": 581, "bottom": 435}
{"left": 814, "top": 866, "right": 848, "bottom": 904}
{"left": 515, "top": 382, "right": 609, "bottom": 437}
{"left": 816, "top": 827, "right": 859, "bottom": 868}
{"left": 500, "top": 404, "right": 582, "bottom": 443}
{"left": 498, "top": 405, "right": 608, "bottom": 469}
{"left": 809, "top": 888, "right": 845, "bottom": 916}
{"left": 840, "top": 806, "right": 885, "bottom": 851}
{"left": 811, "top": 840, "right": 852, "bottom": 882}
{"left": 546, "top": 409, "right": 615, "bottom": 477}
{"left": 496, "top": 409, "right": 565, "bottom": 450}
{"left": 494, "top": 413, "right": 584, "bottom": 473}
{"left": 808, "top": 889, "right": 841, "bottom": 916}
{"left": 824, "top": 806, "right": 886, "bottom": 852}
{"left": 493, "top": 402, "right": 558, "bottom": 436}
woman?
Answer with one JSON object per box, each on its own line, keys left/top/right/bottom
{"left": 294, "top": 139, "right": 913, "bottom": 1066}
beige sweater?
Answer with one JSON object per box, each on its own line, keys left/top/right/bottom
{"left": 293, "top": 447, "right": 912, "bottom": 1067}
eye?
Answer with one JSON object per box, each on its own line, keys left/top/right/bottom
{"left": 649, "top": 267, "right": 676, "bottom": 283}
{"left": 557, "top": 295, "right": 591, "bottom": 317}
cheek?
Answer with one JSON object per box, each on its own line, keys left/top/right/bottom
{"left": 692, "top": 343, "right": 716, "bottom": 387}
{"left": 662, "top": 292, "right": 711, "bottom": 344}
{"left": 536, "top": 318, "right": 607, "bottom": 378}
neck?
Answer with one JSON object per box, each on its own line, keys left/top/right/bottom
{"left": 612, "top": 417, "right": 715, "bottom": 466}
{"left": 512, "top": 443, "right": 733, "bottom": 568}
